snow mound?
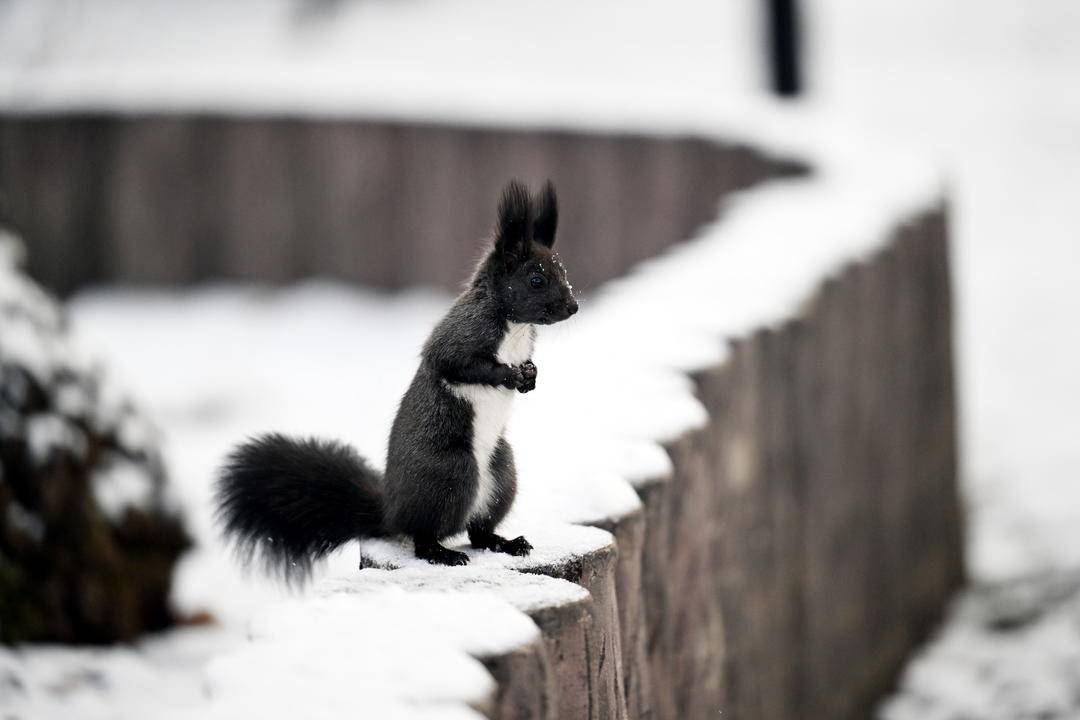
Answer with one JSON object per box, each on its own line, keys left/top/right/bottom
{"left": 205, "top": 590, "right": 533, "bottom": 719}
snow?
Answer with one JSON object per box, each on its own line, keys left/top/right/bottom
{"left": 320, "top": 567, "right": 589, "bottom": 617}
{"left": 0, "top": 235, "right": 71, "bottom": 387}
{"left": 359, "top": 522, "right": 615, "bottom": 577}
{"left": 0, "top": 0, "right": 762, "bottom": 119}
{"left": 24, "top": 413, "right": 86, "bottom": 464}
{"left": 880, "top": 574, "right": 1080, "bottom": 720}
{"left": 53, "top": 380, "right": 93, "bottom": 419}
{"left": 0, "top": 627, "right": 242, "bottom": 720}
{"left": 203, "top": 590, "right": 526, "bottom": 720}
{"left": 92, "top": 458, "right": 155, "bottom": 522}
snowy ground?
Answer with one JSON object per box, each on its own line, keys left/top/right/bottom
{"left": 879, "top": 572, "right": 1080, "bottom": 720}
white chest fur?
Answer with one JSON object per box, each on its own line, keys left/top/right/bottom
{"left": 447, "top": 322, "right": 534, "bottom": 521}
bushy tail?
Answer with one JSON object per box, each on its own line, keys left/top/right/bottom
{"left": 215, "top": 433, "right": 386, "bottom": 584}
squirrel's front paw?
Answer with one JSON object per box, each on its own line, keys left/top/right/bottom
{"left": 502, "top": 365, "right": 526, "bottom": 390}
{"left": 516, "top": 361, "right": 537, "bottom": 394}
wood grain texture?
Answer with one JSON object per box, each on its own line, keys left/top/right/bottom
{"left": 0, "top": 116, "right": 799, "bottom": 297}
{"left": 635, "top": 208, "right": 963, "bottom": 719}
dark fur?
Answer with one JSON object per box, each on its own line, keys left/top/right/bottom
{"left": 216, "top": 180, "right": 576, "bottom": 578}
{"left": 215, "top": 434, "right": 386, "bottom": 584}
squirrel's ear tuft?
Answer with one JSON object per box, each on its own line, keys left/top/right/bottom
{"left": 495, "top": 180, "right": 532, "bottom": 258}
{"left": 533, "top": 181, "right": 558, "bottom": 249}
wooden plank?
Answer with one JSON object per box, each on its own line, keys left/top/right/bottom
{"left": 216, "top": 119, "right": 301, "bottom": 283}
{"left": 0, "top": 118, "right": 109, "bottom": 294}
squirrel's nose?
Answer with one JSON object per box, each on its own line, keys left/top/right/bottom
{"left": 567, "top": 298, "right": 579, "bottom": 316}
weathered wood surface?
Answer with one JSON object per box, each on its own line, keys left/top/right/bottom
{"left": 590, "top": 509, "right": 652, "bottom": 720}
{"left": 636, "top": 208, "right": 963, "bottom": 719}
{"left": 479, "top": 636, "right": 557, "bottom": 720}
{"left": 0, "top": 115, "right": 800, "bottom": 297}
{"left": 526, "top": 542, "right": 628, "bottom": 720}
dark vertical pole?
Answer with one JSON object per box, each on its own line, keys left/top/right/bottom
{"left": 768, "top": 0, "right": 802, "bottom": 97}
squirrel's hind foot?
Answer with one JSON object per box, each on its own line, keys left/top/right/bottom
{"left": 469, "top": 529, "right": 533, "bottom": 557}
{"left": 414, "top": 537, "right": 470, "bottom": 566}
{"left": 501, "top": 536, "right": 533, "bottom": 556}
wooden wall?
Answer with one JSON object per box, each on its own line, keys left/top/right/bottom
{"left": 0, "top": 115, "right": 802, "bottom": 297}
{"left": 650, "top": 209, "right": 964, "bottom": 718}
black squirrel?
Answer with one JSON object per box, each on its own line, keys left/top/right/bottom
{"left": 216, "top": 180, "right": 577, "bottom": 579}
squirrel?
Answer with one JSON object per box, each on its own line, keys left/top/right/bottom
{"left": 215, "top": 180, "right": 577, "bottom": 579}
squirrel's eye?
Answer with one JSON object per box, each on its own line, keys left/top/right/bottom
{"left": 529, "top": 275, "right": 545, "bottom": 289}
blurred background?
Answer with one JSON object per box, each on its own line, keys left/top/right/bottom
{"left": 1, "top": 0, "right": 1078, "bottom": 717}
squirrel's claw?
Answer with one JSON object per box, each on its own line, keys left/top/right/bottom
{"left": 503, "top": 536, "right": 533, "bottom": 556}
{"left": 415, "top": 541, "right": 470, "bottom": 566}
{"left": 515, "top": 361, "right": 538, "bottom": 393}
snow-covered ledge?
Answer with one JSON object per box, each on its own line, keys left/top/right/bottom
{"left": 2, "top": 99, "right": 962, "bottom": 720}
{"left": 152, "top": 102, "right": 958, "bottom": 718}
